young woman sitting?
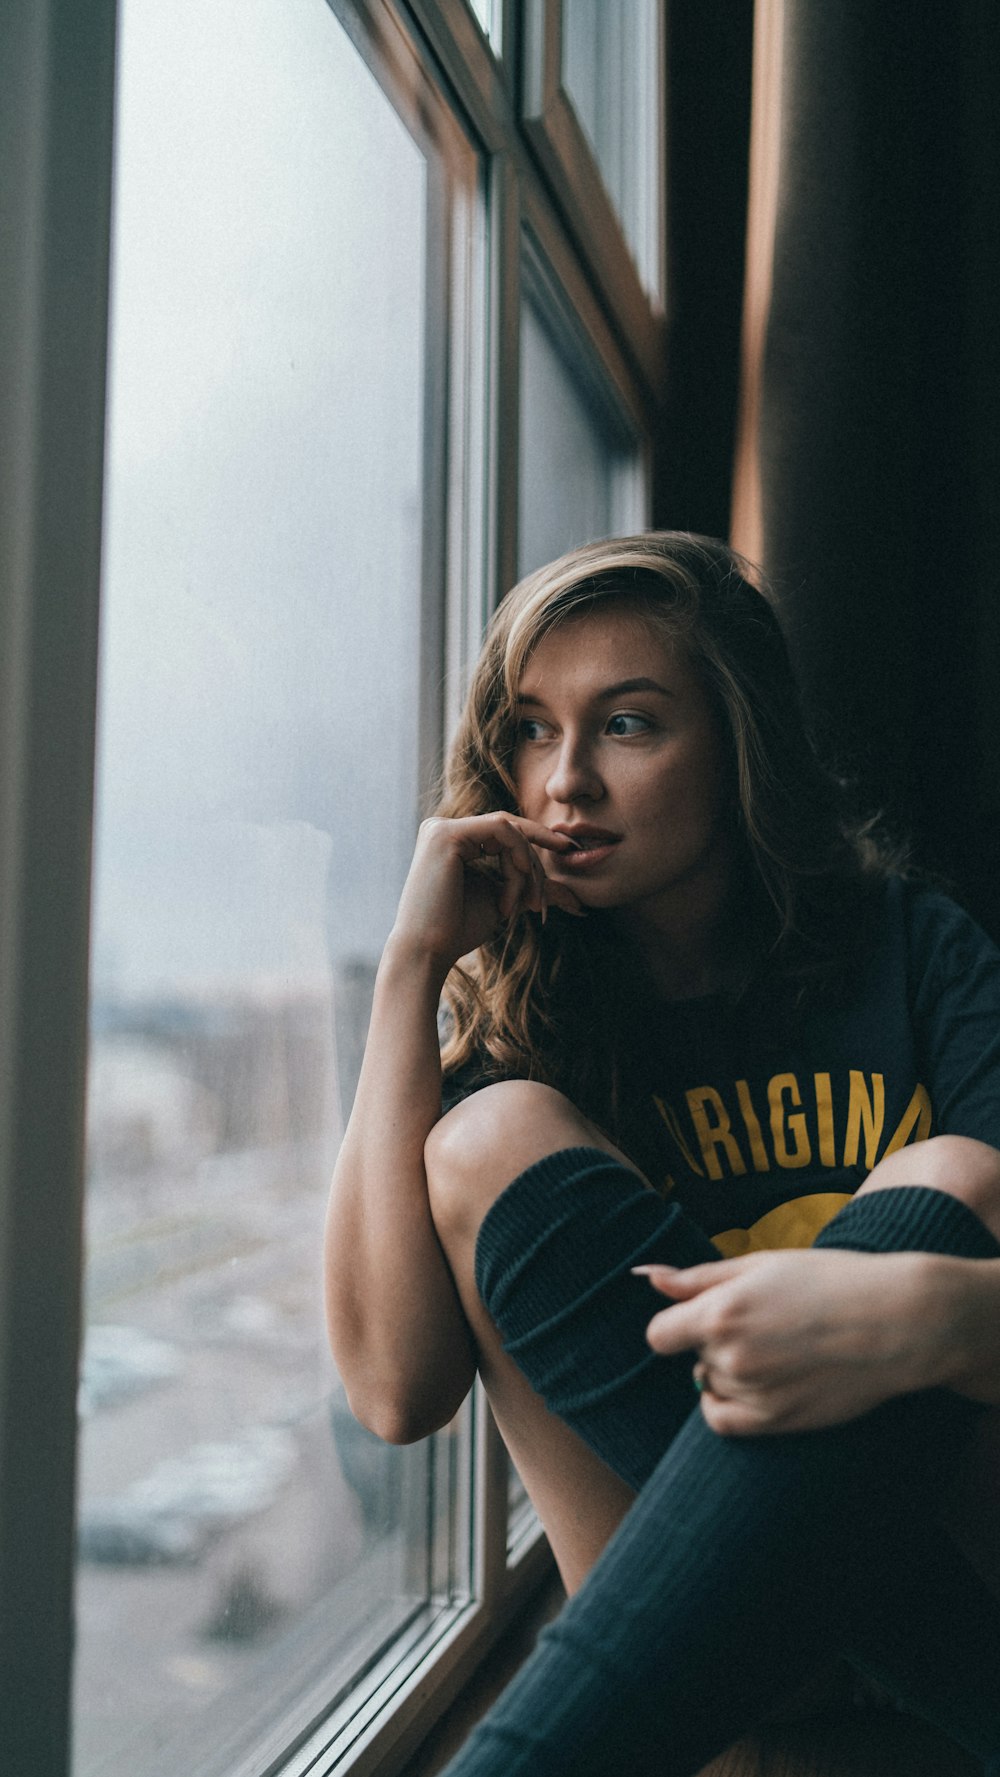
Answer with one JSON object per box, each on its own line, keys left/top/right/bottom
{"left": 325, "top": 533, "right": 1000, "bottom": 1775}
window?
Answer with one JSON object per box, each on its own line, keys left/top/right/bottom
{"left": 521, "top": 0, "right": 666, "bottom": 382}
{"left": 560, "top": 0, "right": 663, "bottom": 299}
{"left": 74, "top": 4, "right": 479, "bottom": 1773}
{"left": 466, "top": 0, "right": 503, "bottom": 51}
{"left": 2, "top": 4, "right": 664, "bottom": 1774}
{"left": 518, "top": 263, "right": 644, "bottom": 576}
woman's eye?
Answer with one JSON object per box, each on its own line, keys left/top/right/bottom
{"left": 516, "top": 717, "right": 550, "bottom": 742}
{"left": 606, "top": 712, "right": 652, "bottom": 736}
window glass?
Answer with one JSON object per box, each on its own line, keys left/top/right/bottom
{"left": 74, "top": 4, "right": 469, "bottom": 1773}
{"left": 518, "top": 291, "right": 629, "bottom": 577}
{"left": 561, "top": 0, "right": 662, "bottom": 297}
{"left": 468, "top": 0, "right": 503, "bottom": 51}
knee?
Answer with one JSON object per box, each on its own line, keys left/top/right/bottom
{"left": 862, "top": 1134, "right": 1000, "bottom": 1238}
{"left": 425, "top": 1080, "right": 608, "bottom": 1245}
{"left": 918, "top": 1135, "right": 1000, "bottom": 1237}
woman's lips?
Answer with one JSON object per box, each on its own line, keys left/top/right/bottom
{"left": 558, "top": 843, "right": 619, "bottom": 869}
{"left": 551, "top": 828, "right": 622, "bottom": 869}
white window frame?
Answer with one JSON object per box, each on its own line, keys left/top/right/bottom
{"left": 0, "top": 4, "right": 664, "bottom": 1775}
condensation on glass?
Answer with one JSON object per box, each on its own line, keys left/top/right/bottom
{"left": 73, "top": 4, "right": 470, "bottom": 1773}
{"left": 561, "top": 0, "right": 662, "bottom": 299}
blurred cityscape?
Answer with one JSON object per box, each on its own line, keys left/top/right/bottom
{"left": 74, "top": 961, "right": 452, "bottom": 1777}
{"left": 77, "top": 1, "right": 448, "bottom": 1765}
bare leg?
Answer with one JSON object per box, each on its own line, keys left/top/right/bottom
{"left": 425, "top": 1081, "right": 642, "bottom": 1591}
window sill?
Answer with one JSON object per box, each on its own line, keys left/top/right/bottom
{"left": 396, "top": 1570, "right": 565, "bottom": 1777}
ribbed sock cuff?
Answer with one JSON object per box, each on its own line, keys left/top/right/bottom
{"left": 473, "top": 1146, "right": 719, "bottom": 1490}
{"left": 475, "top": 1146, "right": 717, "bottom": 1320}
{"left": 813, "top": 1184, "right": 1000, "bottom": 1260}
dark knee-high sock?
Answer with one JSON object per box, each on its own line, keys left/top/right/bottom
{"left": 456, "top": 1156, "right": 1000, "bottom": 1775}
{"left": 446, "top": 1404, "right": 1000, "bottom": 1776}
{"left": 811, "top": 1183, "right": 1000, "bottom": 1726}
{"left": 475, "top": 1147, "right": 719, "bottom": 1491}
{"left": 812, "top": 1180, "right": 1000, "bottom": 1264}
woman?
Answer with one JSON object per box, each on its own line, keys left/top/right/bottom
{"left": 324, "top": 534, "right": 1000, "bottom": 1773}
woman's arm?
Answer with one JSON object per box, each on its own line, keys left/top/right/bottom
{"left": 929, "top": 1254, "right": 1000, "bottom": 1405}
{"left": 324, "top": 814, "right": 580, "bottom": 1443}
{"left": 640, "top": 1248, "right": 1000, "bottom": 1435}
{"left": 325, "top": 932, "right": 474, "bottom": 1444}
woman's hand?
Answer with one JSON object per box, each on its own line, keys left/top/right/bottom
{"left": 391, "top": 813, "right": 584, "bottom": 974}
{"left": 637, "top": 1248, "right": 960, "bottom": 1436}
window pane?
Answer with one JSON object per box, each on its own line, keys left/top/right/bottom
{"left": 73, "top": 4, "right": 468, "bottom": 1774}
{"left": 519, "top": 292, "right": 629, "bottom": 577}
{"left": 468, "top": 0, "right": 503, "bottom": 51}
{"left": 561, "top": 0, "right": 662, "bottom": 297}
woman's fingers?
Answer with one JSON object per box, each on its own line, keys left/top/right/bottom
{"left": 398, "top": 811, "right": 584, "bottom": 966}
{"left": 403, "top": 812, "right": 585, "bottom": 957}
{"left": 486, "top": 820, "right": 541, "bottom": 919}
{"left": 634, "top": 1262, "right": 746, "bottom": 1360}
{"left": 644, "top": 1297, "right": 710, "bottom": 1358}
{"left": 488, "top": 816, "right": 582, "bottom": 856}
{"left": 468, "top": 815, "right": 583, "bottom": 922}
{"left": 466, "top": 813, "right": 578, "bottom": 860}
{"left": 632, "top": 1260, "right": 745, "bottom": 1298}
{"left": 637, "top": 1265, "right": 836, "bottom": 1434}
{"left": 496, "top": 837, "right": 529, "bottom": 920}
{"left": 638, "top": 1248, "right": 922, "bottom": 1436}
{"left": 699, "top": 1393, "right": 783, "bottom": 1436}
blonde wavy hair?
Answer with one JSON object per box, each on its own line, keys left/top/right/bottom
{"left": 437, "top": 532, "right": 895, "bottom": 1139}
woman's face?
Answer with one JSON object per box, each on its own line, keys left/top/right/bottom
{"left": 512, "top": 606, "right": 734, "bottom": 932}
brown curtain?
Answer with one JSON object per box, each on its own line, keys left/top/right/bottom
{"left": 655, "top": 0, "right": 755, "bottom": 543}
{"left": 736, "top": 0, "right": 1000, "bottom": 932}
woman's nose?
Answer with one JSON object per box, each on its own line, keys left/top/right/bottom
{"left": 545, "top": 739, "right": 603, "bottom": 805}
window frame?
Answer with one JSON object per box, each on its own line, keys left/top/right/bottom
{"left": 0, "top": 5, "right": 118, "bottom": 1772}
{"left": 519, "top": 0, "right": 667, "bottom": 383}
{"left": 1, "top": 3, "right": 663, "bottom": 1774}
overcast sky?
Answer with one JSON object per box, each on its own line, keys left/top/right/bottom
{"left": 91, "top": 0, "right": 427, "bottom": 998}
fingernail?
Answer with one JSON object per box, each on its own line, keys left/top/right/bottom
{"left": 630, "top": 1263, "right": 677, "bottom": 1277}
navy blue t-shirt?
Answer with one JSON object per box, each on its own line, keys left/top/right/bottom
{"left": 442, "top": 880, "right": 1000, "bottom": 1254}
